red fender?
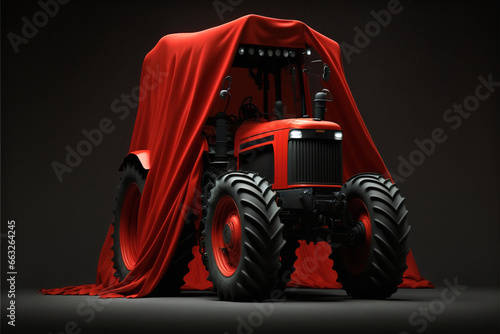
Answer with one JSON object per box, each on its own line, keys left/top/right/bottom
{"left": 120, "top": 149, "right": 151, "bottom": 171}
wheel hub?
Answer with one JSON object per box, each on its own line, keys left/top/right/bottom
{"left": 223, "top": 222, "right": 234, "bottom": 246}
{"left": 351, "top": 220, "right": 366, "bottom": 245}
{"left": 340, "top": 198, "right": 372, "bottom": 276}
{"left": 212, "top": 196, "right": 242, "bottom": 277}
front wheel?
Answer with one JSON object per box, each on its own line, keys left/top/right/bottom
{"left": 203, "top": 172, "right": 285, "bottom": 301}
{"left": 331, "top": 173, "right": 410, "bottom": 299}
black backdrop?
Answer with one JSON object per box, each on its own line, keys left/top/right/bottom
{"left": 1, "top": 0, "right": 499, "bottom": 293}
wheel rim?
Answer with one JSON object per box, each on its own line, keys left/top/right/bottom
{"left": 340, "top": 198, "right": 372, "bottom": 276}
{"left": 120, "top": 183, "right": 141, "bottom": 270}
{"left": 212, "top": 195, "right": 242, "bottom": 277}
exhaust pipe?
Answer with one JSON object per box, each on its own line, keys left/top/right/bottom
{"left": 314, "top": 89, "right": 333, "bottom": 120}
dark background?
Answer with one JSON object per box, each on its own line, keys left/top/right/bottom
{"left": 1, "top": 0, "right": 499, "bottom": 299}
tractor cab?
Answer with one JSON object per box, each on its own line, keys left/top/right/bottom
{"left": 205, "top": 44, "right": 343, "bottom": 190}
{"left": 226, "top": 44, "right": 332, "bottom": 121}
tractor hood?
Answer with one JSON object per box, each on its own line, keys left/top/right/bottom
{"left": 235, "top": 118, "right": 342, "bottom": 152}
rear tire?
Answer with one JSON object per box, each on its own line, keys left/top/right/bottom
{"left": 204, "top": 172, "right": 285, "bottom": 301}
{"left": 111, "top": 162, "right": 147, "bottom": 280}
{"left": 111, "top": 160, "right": 195, "bottom": 296}
{"left": 330, "top": 173, "right": 410, "bottom": 299}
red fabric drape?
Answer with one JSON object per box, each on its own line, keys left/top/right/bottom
{"left": 41, "top": 15, "right": 432, "bottom": 298}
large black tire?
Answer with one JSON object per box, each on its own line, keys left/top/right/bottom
{"left": 111, "top": 160, "right": 195, "bottom": 296}
{"left": 203, "top": 171, "right": 285, "bottom": 301}
{"left": 111, "top": 161, "right": 147, "bottom": 280}
{"left": 199, "top": 170, "right": 218, "bottom": 270}
{"left": 330, "top": 173, "right": 410, "bottom": 299}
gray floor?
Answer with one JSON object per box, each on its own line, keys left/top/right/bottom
{"left": 5, "top": 287, "right": 499, "bottom": 334}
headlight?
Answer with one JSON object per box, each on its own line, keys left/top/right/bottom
{"left": 334, "top": 132, "right": 343, "bottom": 140}
{"left": 289, "top": 130, "right": 302, "bottom": 139}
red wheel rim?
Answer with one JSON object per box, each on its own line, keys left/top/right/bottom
{"left": 212, "top": 195, "right": 242, "bottom": 277}
{"left": 340, "top": 198, "right": 372, "bottom": 276}
{"left": 120, "top": 183, "right": 141, "bottom": 270}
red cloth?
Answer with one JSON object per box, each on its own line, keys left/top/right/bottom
{"left": 41, "top": 15, "right": 432, "bottom": 298}
{"left": 181, "top": 243, "right": 433, "bottom": 290}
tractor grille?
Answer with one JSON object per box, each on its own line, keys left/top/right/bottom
{"left": 288, "top": 139, "right": 342, "bottom": 184}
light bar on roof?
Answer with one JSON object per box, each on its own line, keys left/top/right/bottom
{"left": 236, "top": 45, "right": 302, "bottom": 58}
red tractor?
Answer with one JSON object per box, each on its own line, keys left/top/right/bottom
{"left": 110, "top": 40, "right": 409, "bottom": 301}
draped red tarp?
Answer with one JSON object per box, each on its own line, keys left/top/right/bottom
{"left": 41, "top": 15, "right": 432, "bottom": 298}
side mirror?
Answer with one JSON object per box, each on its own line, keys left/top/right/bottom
{"left": 219, "top": 76, "right": 232, "bottom": 100}
{"left": 322, "top": 63, "right": 330, "bottom": 82}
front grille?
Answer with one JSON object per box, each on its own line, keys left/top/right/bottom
{"left": 288, "top": 139, "right": 342, "bottom": 184}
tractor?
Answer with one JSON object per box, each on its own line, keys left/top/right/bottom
{"left": 111, "top": 42, "right": 409, "bottom": 301}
